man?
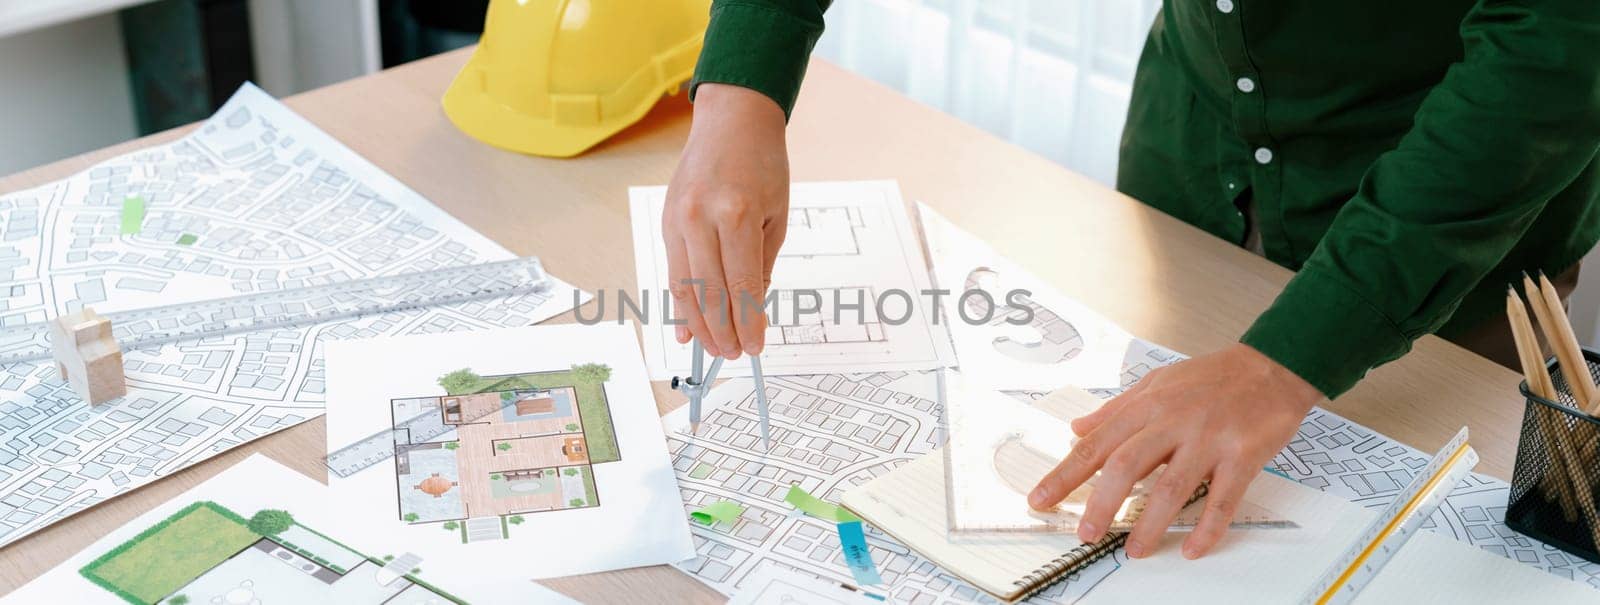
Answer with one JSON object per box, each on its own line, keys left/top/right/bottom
{"left": 661, "top": 0, "right": 1600, "bottom": 561}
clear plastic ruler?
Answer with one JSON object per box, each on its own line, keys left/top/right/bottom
{"left": 0, "top": 256, "right": 552, "bottom": 365}
{"left": 1300, "top": 427, "right": 1478, "bottom": 605}
{"left": 941, "top": 371, "right": 1297, "bottom": 535}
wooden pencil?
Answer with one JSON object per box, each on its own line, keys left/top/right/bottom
{"left": 1538, "top": 272, "right": 1599, "bottom": 412}
{"left": 1508, "top": 290, "right": 1579, "bottom": 522}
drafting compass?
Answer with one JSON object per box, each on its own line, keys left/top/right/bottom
{"left": 673, "top": 339, "right": 772, "bottom": 448}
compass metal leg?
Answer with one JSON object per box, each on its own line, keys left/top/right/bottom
{"left": 750, "top": 356, "right": 770, "bottom": 448}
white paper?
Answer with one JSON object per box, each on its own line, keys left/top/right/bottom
{"left": 918, "top": 203, "right": 1176, "bottom": 392}
{"left": 2, "top": 454, "right": 578, "bottom": 604}
{"left": 324, "top": 323, "right": 695, "bottom": 586}
{"left": 630, "top": 181, "right": 955, "bottom": 379}
{"left": 1082, "top": 473, "right": 1600, "bottom": 604}
{"left": 662, "top": 209, "right": 1600, "bottom": 600}
{"left": 660, "top": 370, "right": 1122, "bottom": 604}
{"left": 728, "top": 565, "right": 887, "bottom": 605}
{"left": 0, "top": 83, "right": 585, "bottom": 548}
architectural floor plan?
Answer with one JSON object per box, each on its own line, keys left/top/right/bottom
{"left": 4, "top": 454, "right": 578, "bottom": 605}
{"left": 324, "top": 324, "right": 695, "bottom": 583}
{"left": 0, "top": 84, "right": 582, "bottom": 548}
{"left": 631, "top": 181, "right": 955, "bottom": 379}
{"left": 383, "top": 370, "right": 617, "bottom": 534}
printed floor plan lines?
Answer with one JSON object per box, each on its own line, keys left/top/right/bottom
{"left": 632, "top": 181, "right": 955, "bottom": 378}
{"left": 330, "top": 367, "right": 620, "bottom": 542}
{"left": 781, "top": 207, "right": 865, "bottom": 257}
{"left": 765, "top": 287, "right": 888, "bottom": 347}
{"left": 324, "top": 324, "right": 695, "bottom": 581}
{"left": 0, "top": 83, "right": 582, "bottom": 548}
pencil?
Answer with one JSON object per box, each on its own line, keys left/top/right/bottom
{"left": 1537, "top": 272, "right": 1599, "bottom": 412}
{"left": 1508, "top": 290, "right": 1579, "bottom": 522}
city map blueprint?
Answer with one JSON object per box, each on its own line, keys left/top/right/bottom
{"left": 0, "top": 83, "right": 582, "bottom": 548}
{"left": 659, "top": 217, "right": 1600, "bottom": 602}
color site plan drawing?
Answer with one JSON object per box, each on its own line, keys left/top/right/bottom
{"left": 630, "top": 181, "right": 956, "bottom": 379}
{"left": 381, "top": 367, "right": 617, "bottom": 532}
{"left": 80, "top": 502, "right": 461, "bottom": 605}
{"left": 325, "top": 324, "right": 695, "bottom": 586}
{"left": 0, "top": 83, "right": 583, "bottom": 548}
{"left": 2, "top": 454, "right": 578, "bottom": 604}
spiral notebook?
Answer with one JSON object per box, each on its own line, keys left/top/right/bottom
{"left": 840, "top": 452, "right": 1125, "bottom": 602}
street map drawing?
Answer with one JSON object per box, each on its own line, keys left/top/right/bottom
{"left": 658, "top": 212, "right": 1600, "bottom": 603}
{"left": 0, "top": 83, "right": 583, "bottom": 549}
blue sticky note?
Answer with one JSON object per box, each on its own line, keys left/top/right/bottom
{"left": 836, "top": 520, "right": 883, "bottom": 586}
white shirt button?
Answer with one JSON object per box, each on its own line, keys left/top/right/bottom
{"left": 1236, "top": 77, "right": 1256, "bottom": 93}
{"left": 1216, "top": 0, "right": 1234, "bottom": 13}
{"left": 1254, "top": 147, "right": 1274, "bottom": 165}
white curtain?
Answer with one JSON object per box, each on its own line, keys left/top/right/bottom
{"left": 813, "top": 0, "right": 1161, "bottom": 186}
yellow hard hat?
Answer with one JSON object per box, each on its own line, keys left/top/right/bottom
{"left": 443, "top": 0, "right": 710, "bottom": 158}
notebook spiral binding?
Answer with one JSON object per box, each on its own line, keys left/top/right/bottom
{"left": 1012, "top": 532, "right": 1130, "bottom": 601}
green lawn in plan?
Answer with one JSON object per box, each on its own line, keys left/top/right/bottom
{"left": 80, "top": 502, "right": 258, "bottom": 604}
{"left": 470, "top": 370, "right": 621, "bottom": 463}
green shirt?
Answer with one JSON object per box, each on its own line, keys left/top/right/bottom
{"left": 691, "top": 0, "right": 1600, "bottom": 398}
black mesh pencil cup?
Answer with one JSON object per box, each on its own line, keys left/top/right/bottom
{"left": 1506, "top": 348, "right": 1600, "bottom": 564}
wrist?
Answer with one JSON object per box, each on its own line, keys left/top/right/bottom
{"left": 1234, "top": 342, "right": 1324, "bottom": 412}
{"left": 690, "top": 84, "right": 787, "bottom": 141}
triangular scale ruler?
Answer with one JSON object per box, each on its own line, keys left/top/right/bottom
{"left": 0, "top": 257, "right": 552, "bottom": 365}
{"left": 942, "top": 373, "right": 1298, "bottom": 535}
{"left": 1300, "top": 427, "right": 1478, "bottom": 604}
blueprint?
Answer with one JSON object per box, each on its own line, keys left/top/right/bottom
{"left": 324, "top": 324, "right": 696, "bottom": 585}
{"left": 662, "top": 214, "right": 1600, "bottom": 603}
{"left": 0, "top": 83, "right": 583, "bottom": 548}
{"left": 630, "top": 181, "right": 956, "bottom": 379}
{"left": 3, "top": 453, "right": 577, "bottom": 604}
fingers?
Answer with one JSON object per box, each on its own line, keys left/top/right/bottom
{"left": 665, "top": 231, "right": 715, "bottom": 354}
{"left": 1123, "top": 448, "right": 1206, "bottom": 558}
{"left": 1030, "top": 403, "right": 1144, "bottom": 511}
{"left": 1071, "top": 390, "right": 1131, "bottom": 437}
{"left": 1182, "top": 465, "right": 1253, "bottom": 559}
{"left": 719, "top": 211, "right": 769, "bottom": 356}
{"left": 683, "top": 225, "right": 742, "bottom": 359}
{"left": 1075, "top": 429, "right": 1174, "bottom": 543}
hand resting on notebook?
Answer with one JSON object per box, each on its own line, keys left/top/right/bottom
{"left": 1027, "top": 343, "right": 1324, "bottom": 560}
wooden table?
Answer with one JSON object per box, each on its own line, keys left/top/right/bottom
{"left": 0, "top": 48, "right": 1531, "bottom": 603}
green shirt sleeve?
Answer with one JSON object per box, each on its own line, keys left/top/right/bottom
{"left": 1241, "top": 0, "right": 1600, "bottom": 398}
{"left": 690, "top": 0, "right": 832, "bottom": 120}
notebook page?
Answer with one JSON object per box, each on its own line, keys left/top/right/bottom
{"left": 842, "top": 453, "right": 1097, "bottom": 600}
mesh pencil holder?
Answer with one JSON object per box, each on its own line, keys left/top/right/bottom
{"left": 1506, "top": 348, "right": 1600, "bottom": 565}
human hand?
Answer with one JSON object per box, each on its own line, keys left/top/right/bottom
{"left": 1028, "top": 343, "right": 1324, "bottom": 559}
{"left": 662, "top": 83, "right": 790, "bottom": 360}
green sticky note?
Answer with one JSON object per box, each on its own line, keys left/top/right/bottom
{"left": 175, "top": 233, "right": 198, "bottom": 246}
{"left": 120, "top": 195, "right": 146, "bottom": 235}
{"left": 784, "top": 484, "right": 859, "bottom": 522}
{"left": 690, "top": 500, "right": 746, "bottom": 525}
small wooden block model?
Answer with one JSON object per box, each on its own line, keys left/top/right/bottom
{"left": 49, "top": 307, "right": 126, "bottom": 405}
